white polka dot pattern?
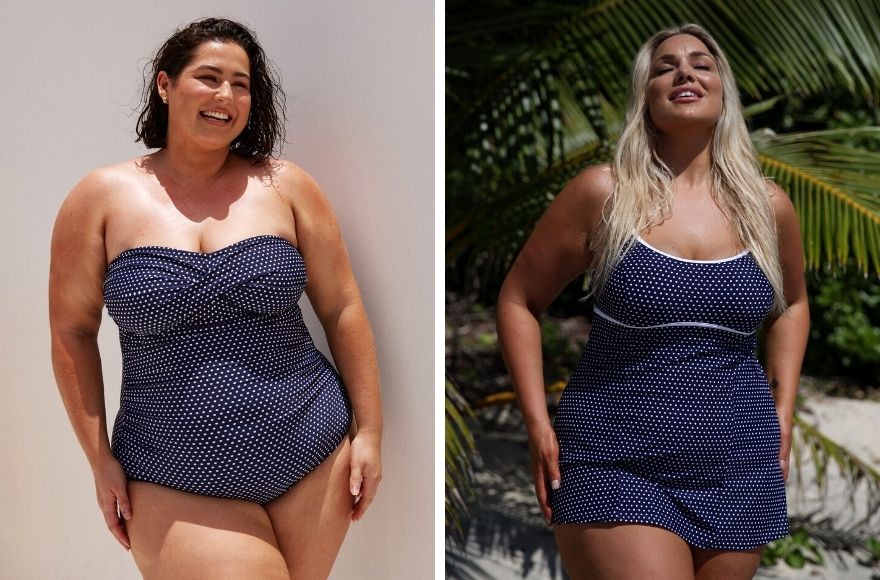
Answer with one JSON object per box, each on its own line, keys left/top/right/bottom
{"left": 103, "top": 235, "right": 352, "bottom": 504}
{"left": 551, "top": 238, "right": 789, "bottom": 550}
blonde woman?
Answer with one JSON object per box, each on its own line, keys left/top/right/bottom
{"left": 497, "top": 23, "right": 808, "bottom": 579}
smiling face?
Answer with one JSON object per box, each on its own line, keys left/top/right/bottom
{"left": 157, "top": 41, "right": 252, "bottom": 150}
{"left": 646, "top": 34, "right": 723, "bottom": 135}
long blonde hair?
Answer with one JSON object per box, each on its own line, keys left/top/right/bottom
{"left": 589, "top": 23, "right": 786, "bottom": 316}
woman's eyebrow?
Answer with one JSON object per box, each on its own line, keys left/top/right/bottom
{"left": 192, "top": 64, "right": 250, "bottom": 79}
{"left": 654, "top": 51, "right": 714, "bottom": 63}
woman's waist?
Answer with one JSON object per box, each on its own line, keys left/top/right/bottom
{"left": 567, "top": 323, "right": 767, "bottom": 390}
{"left": 120, "top": 314, "right": 316, "bottom": 357}
{"left": 117, "top": 352, "right": 343, "bottom": 406}
{"left": 113, "top": 364, "right": 349, "bottom": 434}
{"left": 119, "top": 333, "right": 331, "bottom": 384}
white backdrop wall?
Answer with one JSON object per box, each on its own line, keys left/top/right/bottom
{"left": 0, "top": 1, "right": 434, "bottom": 578}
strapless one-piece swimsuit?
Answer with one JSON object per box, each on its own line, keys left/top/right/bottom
{"left": 550, "top": 236, "right": 789, "bottom": 550}
{"left": 103, "top": 234, "right": 351, "bottom": 504}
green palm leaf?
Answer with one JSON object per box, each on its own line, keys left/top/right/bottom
{"left": 792, "top": 413, "right": 880, "bottom": 524}
{"left": 446, "top": 378, "right": 479, "bottom": 542}
{"left": 755, "top": 128, "right": 880, "bottom": 273}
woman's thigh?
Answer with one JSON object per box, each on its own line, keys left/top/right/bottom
{"left": 554, "top": 522, "right": 695, "bottom": 580}
{"left": 692, "top": 545, "right": 763, "bottom": 580}
{"left": 125, "top": 480, "right": 289, "bottom": 580}
{"left": 264, "top": 436, "right": 355, "bottom": 580}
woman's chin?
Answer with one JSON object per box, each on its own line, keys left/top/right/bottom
{"left": 653, "top": 115, "right": 719, "bottom": 135}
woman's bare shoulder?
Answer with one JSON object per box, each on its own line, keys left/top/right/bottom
{"left": 55, "top": 157, "right": 152, "bottom": 248}
{"left": 265, "top": 157, "right": 331, "bottom": 209}
{"left": 763, "top": 178, "right": 802, "bottom": 247}
{"left": 764, "top": 178, "right": 797, "bottom": 220}
{"left": 565, "top": 162, "right": 615, "bottom": 200}
{"left": 67, "top": 157, "right": 146, "bottom": 204}
{"left": 551, "top": 162, "right": 615, "bottom": 230}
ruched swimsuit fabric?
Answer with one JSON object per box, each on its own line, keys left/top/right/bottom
{"left": 550, "top": 236, "right": 788, "bottom": 550}
{"left": 103, "top": 235, "right": 352, "bottom": 504}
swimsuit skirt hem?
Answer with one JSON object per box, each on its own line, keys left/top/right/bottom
{"left": 549, "top": 461, "right": 789, "bottom": 551}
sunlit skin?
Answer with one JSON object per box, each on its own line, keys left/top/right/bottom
{"left": 49, "top": 38, "right": 382, "bottom": 579}
{"left": 155, "top": 41, "right": 252, "bottom": 186}
{"left": 497, "top": 33, "right": 808, "bottom": 579}
{"left": 648, "top": 34, "right": 724, "bottom": 137}
{"left": 160, "top": 43, "right": 251, "bottom": 148}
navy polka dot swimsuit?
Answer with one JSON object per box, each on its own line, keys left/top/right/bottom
{"left": 551, "top": 236, "right": 789, "bottom": 550}
{"left": 103, "top": 235, "right": 352, "bottom": 504}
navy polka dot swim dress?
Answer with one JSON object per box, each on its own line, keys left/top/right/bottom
{"left": 103, "top": 235, "right": 352, "bottom": 504}
{"left": 550, "top": 235, "right": 789, "bottom": 550}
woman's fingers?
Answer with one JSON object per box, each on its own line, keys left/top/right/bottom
{"left": 779, "top": 440, "right": 791, "bottom": 482}
{"left": 350, "top": 464, "right": 363, "bottom": 497}
{"left": 94, "top": 458, "right": 131, "bottom": 550}
{"left": 533, "top": 461, "right": 550, "bottom": 525}
{"left": 116, "top": 488, "right": 132, "bottom": 522}
{"left": 534, "top": 456, "right": 560, "bottom": 525}
{"left": 544, "top": 445, "right": 561, "bottom": 524}
{"left": 530, "top": 429, "right": 561, "bottom": 526}
{"left": 351, "top": 470, "right": 381, "bottom": 521}
{"left": 776, "top": 408, "right": 793, "bottom": 482}
{"left": 350, "top": 451, "right": 382, "bottom": 521}
{"left": 779, "top": 428, "right": 792, "bottom": 482}
{"left": 98, "top": 490, "right": 130, "bottom": 550}
{"left": 547, "top": 452, "right": 561, "bottom": 493}
{"left": 348, "top": 431, "right": 382, "bottom": 521}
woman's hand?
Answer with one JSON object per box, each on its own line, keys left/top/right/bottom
{"left": 528, "top": 425, "right": 561, "bottom": 526}
{"left": 92, "top": 455, "right": 132, "bottom": 550}
{"left": 776, "top": 409, "right": 793, "bottom": 482}
{"left": 349, "top": 430, "right": 382, "bottom": 522}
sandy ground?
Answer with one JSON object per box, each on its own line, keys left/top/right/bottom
{"left": 448, "top": 393, "right": 880, "bottom": 579}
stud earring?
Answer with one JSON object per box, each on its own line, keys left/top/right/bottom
{"left": 161, "top": 95, "right": 168, "bottom": 104}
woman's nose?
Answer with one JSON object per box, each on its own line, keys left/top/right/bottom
{"left": 675, "top": 66, "right": 696, "bottom": 84}
{"left": 215, "top": 81, "right": 233, "bottom": 100}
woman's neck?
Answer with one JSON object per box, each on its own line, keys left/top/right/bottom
{"left": 159, "top": 139, "right": 232, "bottom": 189}
{"left": 656, "top": 129, "right": 713, "bottom": 190}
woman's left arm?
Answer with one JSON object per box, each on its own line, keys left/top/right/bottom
{"left": 282, "top": 161, "right": 382, "bottom": 521}
{"left": 763, "top": 182, "right": 810, "bottom": 482}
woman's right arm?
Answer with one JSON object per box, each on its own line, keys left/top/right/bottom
{"left": 496, "top": 164, "right": 611, "bottom": 524}
{"left": 49, "top": 170, "right": 132, "bottom": 550}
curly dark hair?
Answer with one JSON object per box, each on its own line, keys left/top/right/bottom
{"left": 135, "top": 17, "right": 287, "bottom": 165}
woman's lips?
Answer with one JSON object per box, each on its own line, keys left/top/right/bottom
{"left": 199, "top": 112, "right": 232, "bottom": 125}
{"left": 668, "top": 87, "right": 703, "bottom": 102}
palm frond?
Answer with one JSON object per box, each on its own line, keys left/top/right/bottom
{"left": 755, "top": 128, "right": 880, "bottom": 274}
{"left": 792, "top": 413, "right": 880, "bottom": 526}
{"left": 446, "top": 378, "right": 480, "bottom": 542}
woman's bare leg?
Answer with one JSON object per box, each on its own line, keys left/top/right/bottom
{"left": 264, "top": 437, "right": 355, "bottom": 579}
{"left": 554, "top": 522, "right": 695, "bottom": 580}
{"left": 124, "top": 481, "right": 289, "bottom": 580}
{"left": 692, "top": 545, "right": 763, "bottom": 580}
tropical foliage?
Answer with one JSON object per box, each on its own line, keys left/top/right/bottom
{"left": 446, "top": 0, "right": 880, "bottom": 576}
{"left": 804, "top": 267, "right": 880, "bottom": 379}
{"left": 446, "top": 377, "right": 478, "bottom": 542}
